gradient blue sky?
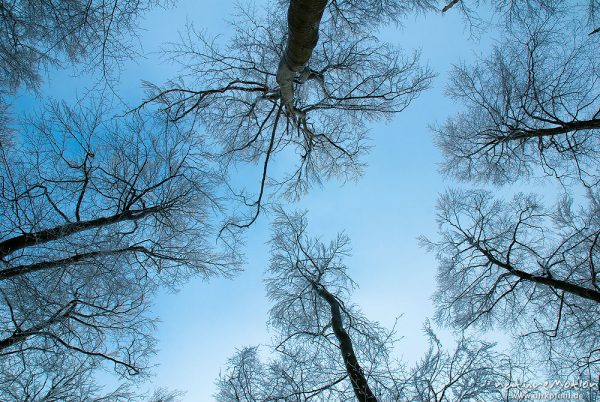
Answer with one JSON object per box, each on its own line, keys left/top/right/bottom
{"left": 14, "top": 1, "right": 544, "bottom": 399}
{"left": 140, "top": 4, "right": 485, "bottom": 399}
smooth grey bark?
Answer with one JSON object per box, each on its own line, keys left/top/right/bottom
{"left": 276, "top": 0, "right": 328, "bottom": 110}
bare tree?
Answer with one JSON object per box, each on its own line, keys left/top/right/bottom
{"left": 216, "top": 337, "right": 522, "bottom": 401}
{"left": 267, "top": 209, "right": 385, "bottom": 401}
{"left": 4, "top": 0, "right": 430, "bottom": 396}
{"left": 404, "top": 322, "right": 530, "bottom": 402}
{"left": 0, "top": 0, "right": 169, "bottom": 92}
{"left": 274, "top": 0, "right": 435, "bottom": 108}
{"left": 422, "top": 189, "right": 600, "bottom": 383}
{"left": 434, "top": 13, "right": 600, "bottom": 186}
{"left": 143, "top": 1, "right": 433, "bottom": 229}
{"left": 1, "top": 353, "right": 185, "bottom": 402}
{"left": 146, "top": 387, "right": 186, "bottom": 402}
{"left": 0, "top": 99, "right": 239, "bottom": 399}
{"left": 440, "top": 0, "right": 600, "bottom": 34}
{"left": 215, "top": 346, "right": 272, "bottom": 401}
{"left": 0, "top": 353, "right": 141, "bottom": 402}
{"left": 427, "top": 1, "right": 600, "bottom": 390}
{"left": 215, "top": 209, "right": 519, "bottom": 402}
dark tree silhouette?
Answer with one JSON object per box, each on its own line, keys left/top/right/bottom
{"left": 429, "top": 3, "right": 600, "bottom": 386}
{"left": 435, "top": 13, "right": 600, "bottom": 187}
{"left": 267, "top": 209, "right": 378, "bottom": 401}
{"left": 0, "top": 100, "right": 239, "bottom": 398}
{"left": 143, "top": 1, "right": 433, "bottom": 228}
{"left": 423, "top": 189, "right": 600, "bottom": 380}
{"left": 0, "top": 0, "right": 167, "bottom": 92}
{"left": 215, "top": 209, "right": 519, "bottom": 402}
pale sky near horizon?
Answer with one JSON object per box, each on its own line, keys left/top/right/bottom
{"left": 12, "top": 1, "right": 553, "bottom": 400}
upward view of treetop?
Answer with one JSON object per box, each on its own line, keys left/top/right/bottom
{"left": 1, "top": 0, "right": 599, "bottom": 400}
{"left": 426, "top": 1, "right": 600, "bottom": 391}
{"left": 216, "top": 210, "right": 521, "bottom": 401}
{"left": 0, "top": 101, "right": 240, "bottom": 399}
{"left": 0, "top": 0, "right": 165, "bottom": 92}
{"left": 436, "top": 14, "right": 600, "bottom": 186}
{"left": 143, "top": 0, "right": 433, "bottom": 226}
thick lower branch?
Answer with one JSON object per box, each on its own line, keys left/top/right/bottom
{"left": 0, "top": 246, "right": 148, "bottom": 280}
{"left": 0, "top": 207, "right": 161, "bottom": 260}
{"left": 0, "top": 329, "right": 34, "bottom": 351}
{"left": 504, "top": 119, "right": 600, "bottom": 141}
{"left": 475, "top": 243, "right": 600, "bottom": 303}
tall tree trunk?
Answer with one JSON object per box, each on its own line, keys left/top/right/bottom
{"left": 276, "top": 0, "right": 328, "bottom": 110}
{"left": 314, "top": 283, "right": 378, "bottom": 402}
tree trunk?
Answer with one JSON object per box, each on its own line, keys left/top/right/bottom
{"left": 314, "top": 283, "right": 378, "bottom": 402}
{"left": 276, "top": 0, "right": 328, "bottom": 110}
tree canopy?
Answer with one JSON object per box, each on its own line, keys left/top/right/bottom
{"left": 143, "top": 0, "right": 433, "bottom": 228}
{"left": 1, "top": 0, "right": 599, "bottom": 399}
{"left": 427, "top": 1, "right": 600, "bottom": 391}
{"left": 216, "top": 210, "right": 520, "bottom": 401}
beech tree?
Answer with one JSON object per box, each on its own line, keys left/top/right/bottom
{"left": 0, "top": 355, "right": 139, "bottom": 402}
{"left": 0, "top": 0, "right": 167, "bottom": 92}
{"left": 215, "top": 209, "right": 520, "bottom": 402}
{"left": 423, "top": 189, "right": 599, "bottom": 380}
{"left": 2, "top": 0, "right": 434, "bottom": 397}
{"left": 0, "top": 100, "right": 238, "bottom": 398}
{"left": 8, "top": 0, "right": 599, "bottom": 398}
{"left": 435, "top": 12, "right": 600, "bottom": 186}
{"left": 0, "top": 0, "right": 170, "bottom": 147}
{"left": 266, "top": 209, "right": 382, "bottom": 401}
{"left": 404, "top": 322, "right": 527, "bottom": 402}
{"left": 216, "top": 340, "right": 522, "bottom": 401}
{"left": 143, "top": 0, "right": 433, "bottom": 228}
{"left": 429, "top": 3, "right": 600, "bottom": 387}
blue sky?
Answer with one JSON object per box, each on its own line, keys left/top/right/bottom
{"left": 13, "top": 1, "right": 549, "bottom": 399}
{"left": 137, "top": 3, "right": 484, "bottom": 399}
